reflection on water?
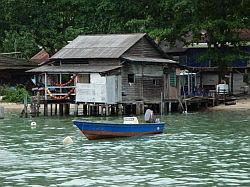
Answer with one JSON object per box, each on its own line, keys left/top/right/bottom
{"left": 0, "top": 111, "right": 249, "bottom": 186}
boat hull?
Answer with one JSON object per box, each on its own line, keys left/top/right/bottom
{"left": 73, "top": 120, "right": 165, "bottom": 140}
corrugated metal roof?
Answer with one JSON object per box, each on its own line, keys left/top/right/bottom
{"left": 26, "top": 65, "right": 122, "bottom": 73}
{"left": 51, "top": 33, "right": 146, "bottom": 59}
{"left": 0, "top": 55, "right": 37, "bottom": 70}
{"left": 30, "top": 49, "right": 49, "bottom": 64}
{"left": 122, "top": 56, "right": 178, "bottom": 64}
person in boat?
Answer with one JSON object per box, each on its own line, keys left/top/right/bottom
{"left": 144, "top": 108, "right": 156, "bottom": 123}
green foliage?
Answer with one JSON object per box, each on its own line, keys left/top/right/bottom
{"left": 2, "top": 29, "right": 38, "bottom": 59}
{"left": 167, "top": 0, "right": 250, "bottom": 54}
{"left": 0, "top": 85, "right": 29, "bottom": 103}
{"left": 0, "top": 0, "right": 249, "bottom": 67}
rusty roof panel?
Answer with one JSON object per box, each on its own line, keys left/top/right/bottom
{"left": 0, "top": 55, "right": 37, "bottom": 70}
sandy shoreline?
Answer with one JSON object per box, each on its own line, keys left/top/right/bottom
{"left": 0, "top": 102, "right": 23, "bottom": 109}
{"left": 207, "top": 97, "right": 250, "bottom": 111}
{"left": 1, "top": 97, "right": 250, "bottom": 112}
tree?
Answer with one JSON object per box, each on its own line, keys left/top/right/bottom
{"left": 2, "top": 30, "right": 38, "bottom": 58}
{"left": 0, "top": 0, "right": 249, "bottom": 66}
{"left": 155, "top": 0, "right": 250, "bottom": 81}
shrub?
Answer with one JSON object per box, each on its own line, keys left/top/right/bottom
{"left": 0, "top": 86, "right": 6, "bottom": 95}
{"left": 1, "top": 85, "right": 30, "bottom": 103}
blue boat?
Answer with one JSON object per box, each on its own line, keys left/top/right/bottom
{"left": 73, "top": 120, "right": 165, "bottom": 140}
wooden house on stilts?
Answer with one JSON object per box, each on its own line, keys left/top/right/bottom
{"left": 27, "top": 33, "right": 179, "bottom": 116}
{"left": 0, "top": 54, "right": 37, "bottom": 87}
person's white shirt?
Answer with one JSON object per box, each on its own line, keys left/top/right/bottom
{"left": 144, "top": 109, "right": 153, "bottom": 122}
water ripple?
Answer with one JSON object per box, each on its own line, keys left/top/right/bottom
{"left": 0, "top": 111, "right": 250, "bottom": 186}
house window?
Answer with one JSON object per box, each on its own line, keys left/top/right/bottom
{"left": 169, "top": 69, "right": 176, "bottom": 87}
{"left": 78, "top": 74, "right": 90, "bottom": 83}
{"left": 128, "top": 74, "right": 135, "bottom": 84}
{"left": 243, "top": 74, "right": 248, "bottom": 83}
{"left": 153, "top": 79, "right": 157, "bottom": 85}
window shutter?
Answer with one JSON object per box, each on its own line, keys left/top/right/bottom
{"left": 169, "top": 68, "right": 176, "bottom": 87}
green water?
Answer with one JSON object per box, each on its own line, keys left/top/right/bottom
{"left": 0, "top": 110, "right": 249, "bottom": 186}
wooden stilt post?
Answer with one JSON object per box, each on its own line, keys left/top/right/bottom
{"left": 59, "top": 104, "right": 63, "bottom": 116}
{"left": 44, "top": 73, "right": 48, "bottom": 116}
{"left": 50, "top": 104, "right": 53, "bottom": 116}
{"left": 141, "top": 102, "right": 145, "bottom": 115}
{"left": 83, "top": 104, "right": 87, "bottom": 116}
{"left": 30, "top": 97, "right": 35, "bottom": 117}
{"left": 100, "top": 105, "right": 104, "bottom": 116}
{"left": 88, "top": 105, "right": 90, "bottom": 116}
{"left": 44, "top": 101, "right": 48, "bottom": 116}
{"left": 0, "top": 106, "right": 4, "bottom": 119}
{"left": 36, "top": 92, "right": 40, "bottom": 117}
{"left": 160, "top": 92, "right": 163, "bottom": 117}
{"left": 69, "top": 104, "right": 71, "bottom": 115}
{"left": 105, "top": 104, "right": 109, "bottom": 116}
{"left": 96, "top": 105, "right": 99, "bottom": 115}
{"left": 168, "top": 102, "right": 172, "bottom": 113}
{"left": 93, "top": 105, "right": 98, "bottom": 116}
{"left": 74, "top": 103, "right": 78, "bottom": 116}
{"left": 55, "top": 104, "right": 57, "bottom": 115}
{"left": 117, "top": 104, "right": 123, "bottom": 115}
{"left": 136, "top": 102, "right": 140, "bottom": 115}
{"left": 65, "top": 104, "right": 70, "bottom": 115}
{"left": 110, "top": 105, "right": 115, "bottom": 115}
{"left": 25, "top": 94, "right": 28, "bottom": 118}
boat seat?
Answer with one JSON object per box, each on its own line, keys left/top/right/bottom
{"left": 123, "top": 117, "right": 139, "bottom": 124}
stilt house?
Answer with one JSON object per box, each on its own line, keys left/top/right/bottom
{"left": 161, "top": 29, "right": 250, "bottom": 97}
{"left": 28, "top": 33, "right": 179, "bottom": 115}
{"left": 0, "top": 54, "right": 37, "bottom": 87}
{"left": 163, "top": 44, "right": 250, "bottom": 96}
